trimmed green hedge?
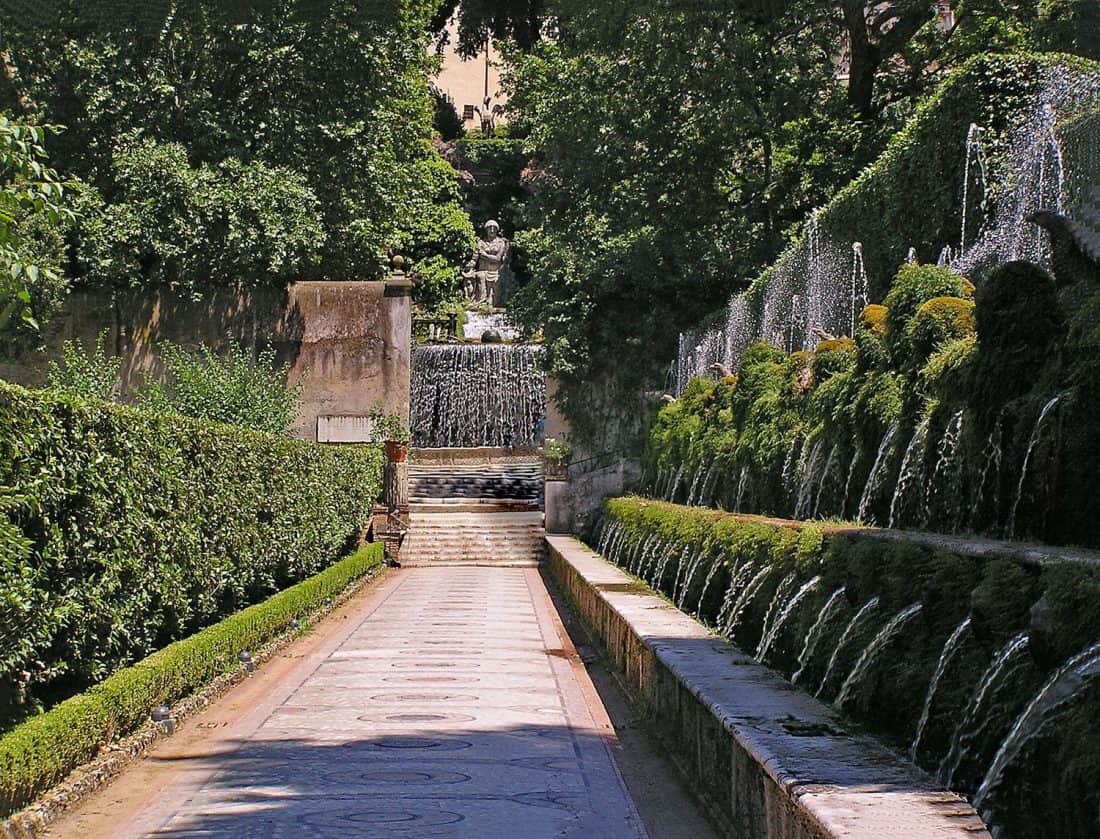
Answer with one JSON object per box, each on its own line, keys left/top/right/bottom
{"left": 0, "top": 543, "right": 384, "bottom": 818}
{"left": 596, "top": 498, "right": 1100, "bottom": 839}
{"left": 0, "top": 381, "right": 383, "bottom": 725}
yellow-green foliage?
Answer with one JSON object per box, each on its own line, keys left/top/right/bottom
{"left": 884, "top": 264, "right": 970, "bottom": 359}
{"left": 908, "top": 296, "right": 976, "bottom": 361}
{"left": 812, "top": 338, "right": 857, "bottom": 381}
{"left": 0, "top": 545, "right": 384, "bottom": 817}
{"left": 861, "top": 304, "right": 888, "bottom": 335}
{"left": 922, "top": 334, "right": 978, "bottom": 401}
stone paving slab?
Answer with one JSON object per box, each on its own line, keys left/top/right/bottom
{"left": 116, "top": 567, "right": 646, "bottom": 838}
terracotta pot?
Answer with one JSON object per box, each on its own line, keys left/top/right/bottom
{"left": 384, "top": 441, "right": 408, "bottom": 463}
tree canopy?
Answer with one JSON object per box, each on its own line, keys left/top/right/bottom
{"left": 503, "top": 0, "right": 1094, "bottom": 443}
{"left": 0, "top": 0, "right": 473, "bottom": 325}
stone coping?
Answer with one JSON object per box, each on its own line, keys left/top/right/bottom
{"left": 546, "top": 535, "right": 990, "bottom": 839}
{"left": 411, "top": 447, "right": 542, "bottom": 465}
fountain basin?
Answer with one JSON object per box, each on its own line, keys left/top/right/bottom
{"left": 547, "top": 536, "right": 988, "bottom": 838}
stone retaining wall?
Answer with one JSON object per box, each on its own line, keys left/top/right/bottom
{"left": 546, "top": 535, "right": 990, "bottom": 839}
{"left": 1, "top": 280, "right": 411, "bottom": 442}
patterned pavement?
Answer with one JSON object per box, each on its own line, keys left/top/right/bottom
{"left": 118, "top": 567, "right": 646, "bottom": 838}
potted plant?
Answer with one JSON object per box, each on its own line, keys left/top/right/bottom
{"left": 371, "top": 407, "right": 411, "bottom": 462}
{"left": 542, "top": 437, "right": 572, "bottom": 480}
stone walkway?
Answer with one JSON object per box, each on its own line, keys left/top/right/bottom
{"left": 114, "top": 567, "right": 646, "bottom": 838}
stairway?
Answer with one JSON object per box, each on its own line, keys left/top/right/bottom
{"left": 400, "top": 510, "right": 546, "bottom": 567}
{"left": 398, "top": 451, "right": 546, "bottom": 567}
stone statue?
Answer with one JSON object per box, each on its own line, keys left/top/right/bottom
{"left": 463, "top": 220, "right": 510, "bottom": 306}
{"left": 1028, "top": 187, "right": 1100, "bottom": 287}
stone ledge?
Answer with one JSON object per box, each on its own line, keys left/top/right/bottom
{"left": 546, "top": 535, "right": 990, "bottom": 839}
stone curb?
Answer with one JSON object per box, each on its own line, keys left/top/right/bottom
{"left": 1, "top": 567, "right": 384, "bottom": 839}
{"left": 546, "top": 535, "right": 990, "bottom": 839}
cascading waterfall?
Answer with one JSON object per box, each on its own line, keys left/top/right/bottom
{"left": 677, "top": 545, "right": 712, "bottom": 611}
{"left": 686, "top": 462, "right": 706, "bottom": 506}
{"left": 973, "top": 640, "right": 1100, "bottom": 811}
{"left": 673, "top": 66, "right": 1100, "bottom": 402}
{"left": 781, "top": 435, "right": 803, "bottom": 500}
{"left": 754, "top": 573, "right": 798, "bottom": 658}
{"left": 888, "top": 418, "right": 931, "bottom": 528}
{"left": 835, "top": 603, "right": 924, "bottom": 707}
{"left": 732, "top": 465, "right": 750, "bottom": 511}
{"left": 794, "top": 439, "right": 826, "bottom": 519}
{"left": 694, "top": 553, "right": 726, "bottom": 616}
{"left": 1007, "top": 393, "right": 1064, "bottom": 537}
{"left": 974, "top": 410, "right": 1007, "bottom": 524}
{"left": 756, "top": 576, "right": 821, "bottom": 664}
{"left": 700, "top": 462, "right": 720, "bottom": 507}
{"left": 792, "top": 587, "right": 848, "bottom": 684}
{"left": 410, "top": 345, "right": 545, "bottom": 448}
{"left": 857, "top": 424, "right": 899, "bottom": 524}
{"left": 714, "top": 561, "right": 753, "bottom": 629}
{"left": 925, "top": 411, "right": 965, "bottom": 527}
{"left": 960, "top": 123, "right": 991, "bottom": 253}
{"left": 938, "top": 632, "right": 1032, "bottom": 787}
{"left": 910, "top": 617, "right": 973, "bottom": 761}
{"left": 840, "top": 452, "right": 859, "bottom": 519}
{"left": 813, "top": 444, "right": 840, "bottom": 518}
{"left": 817, "top": 597, "right": 881, "bottom": 698}
{"left": 723, "top": 566, "right": 773, "bottom": 636}
{"left": 665, "top": 463, "right": 685, "bottom": 503}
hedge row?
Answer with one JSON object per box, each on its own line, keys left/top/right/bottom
{"left": 596, "top": 498, "right": 1100, "bottom": 839}
{"left": 0, "top": 381, "right": 383, "bottom": 725}
{"left": 0, "top": 543, "right": 384, "bottom": 818}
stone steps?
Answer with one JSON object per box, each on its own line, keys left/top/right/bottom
{"left": 400, "top": 510, "right": 545, "bottom": 567}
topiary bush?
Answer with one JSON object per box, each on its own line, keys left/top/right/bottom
{"left": 0, "top": 381, "right": 382, "bottom": 729}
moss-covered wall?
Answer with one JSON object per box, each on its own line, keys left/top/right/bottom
{"left": 595, "top": 498, "right": 1100, "bottom": 838}
{"left": 650, "top": 255, "right": 1100, "bottom": 548}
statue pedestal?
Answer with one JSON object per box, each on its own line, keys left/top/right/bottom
{"left": 545, "top": 478, "right": 572, "bottom": 535}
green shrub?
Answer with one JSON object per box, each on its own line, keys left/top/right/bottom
{"left": 138, "top": 340, "right": 301, "bottom": 436}
{"left": 921, "top": 334, "right": 978, "bottom": 402}
{"left": 812, "top": 338, "right": 857, "bottom": 381}
{"left": 45, "top": 331, "right": 122, "bottom": 401}
{"left": 908, "top": 297, "right": 975, "bottom": 362}
{"left": 0, "top": 544, "right": 383, "bottom": 818}
{"left": 0, "top": 381, "right": 382, "bottom": 726}
{"left": 883, "top": 264, "right": 970, "bottom": 358}
{"left": 75, "top": 140, "right": 325, "bottom": 294}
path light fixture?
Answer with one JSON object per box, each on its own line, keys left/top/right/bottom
{"left": 152, "top": 705, "right": 174, "bottom": 734}
{"left": 324, "top": 596, "right": 334, "bottom": 609}
{"left": 289, "top": 618, "right": 300, "bottom": 630}
{"left": 239, "top": 650, "right": 255, "bottom": 672}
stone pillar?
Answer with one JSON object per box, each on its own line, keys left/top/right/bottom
{"left": 384, "top": 461, "right": 409, "bottom": 512}
{"left": 545, "top": 479, "right": 572, "bottom": 534}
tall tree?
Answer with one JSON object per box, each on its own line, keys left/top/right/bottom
{"left": 1, "top": 0, "right": 473, "bottom": 293}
